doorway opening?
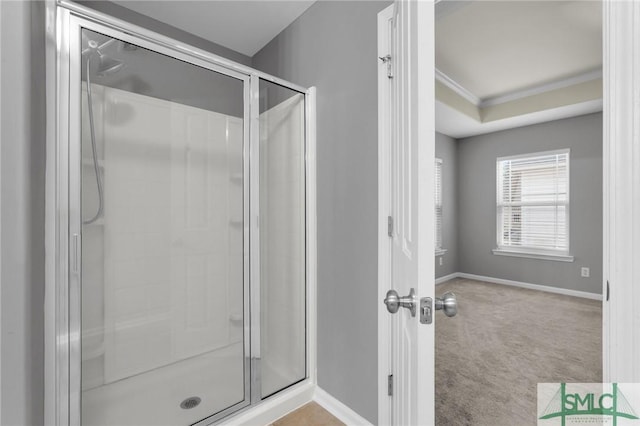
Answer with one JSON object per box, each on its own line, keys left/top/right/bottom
{"left": 433, "top": 2, "right": 603, "bottom": 424}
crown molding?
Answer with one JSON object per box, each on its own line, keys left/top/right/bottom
{"left": 436, "top": 98, "right": 602, "bottom": 139}
{"left": 435, "top": 67, "right": 603, "bottom": 110}
{"left": 435, "top": 68, "right": 481, "bottom": 106}
{"left": 480, "top": 68, "right": 603, "bottom": 107}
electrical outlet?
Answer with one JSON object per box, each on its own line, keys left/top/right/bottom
{"left": 581, "top": 267, "right": 590, "bottom": 278}
{"left": 439, "top": 257, "right": 443, "bottom": 266}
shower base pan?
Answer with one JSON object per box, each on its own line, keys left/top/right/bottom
{"left": 82, "top": 343, "right": 244, "bottom": 426}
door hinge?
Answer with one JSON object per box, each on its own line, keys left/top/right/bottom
{"left": 379, "top": 54, "right": 393, "bottom": 78}
{"left": 388, "top": 374, "right": 393, "bottom": 396}
{"left": 606, "top": 280, "right": 610, "bottom": 301}
{"left": 388, "top": 216, "right": 393, "bottom": 237}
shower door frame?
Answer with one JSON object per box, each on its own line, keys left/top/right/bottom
{"left": 67, "top": 14, "right": 253, "bottom": 426}
{"left": 46, "top": 2, "right": 317, "bottom": 425}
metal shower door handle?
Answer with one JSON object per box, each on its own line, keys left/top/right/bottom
{"left": 384, "top": 288, "right": 416, "bottom": 317}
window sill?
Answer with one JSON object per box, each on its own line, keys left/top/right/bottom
{"left": 492, "top": 248, "right": 574, "bottom": 262}
{"left": 435, "top": 249, "right": 447, "bottom": 257}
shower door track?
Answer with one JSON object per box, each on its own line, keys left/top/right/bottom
{"left": 45, "top": 2, "right": 318, "bottom": 425}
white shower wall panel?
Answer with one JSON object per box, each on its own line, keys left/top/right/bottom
{"left": 81, "top": 84, "right": 244, "bottom": 386}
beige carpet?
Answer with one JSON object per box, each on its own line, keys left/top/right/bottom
{"left": 435, "top": 278, "right": 602, "bottom": 426}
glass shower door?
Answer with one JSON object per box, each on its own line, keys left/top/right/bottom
{"left": 258, "top": 79, "right": 307, "bottom": 398}
{"left": 78, "top": 28, "right": 249, "bottom": 426}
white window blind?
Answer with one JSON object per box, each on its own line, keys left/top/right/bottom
{"left": 497, "top": 150, "right": 569, "bottom": 254}
{"left": 435, "top": 158, "right": 443, "bottom": 250}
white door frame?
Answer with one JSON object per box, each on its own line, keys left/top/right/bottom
{"left": 377, "top": 5, "right": 394, "bottom": 425}
{"left": 602, "top": 0, "right": 640, "bottom": 383}
{"left": 378, "top": 0, "right": 640, "bottom": 423}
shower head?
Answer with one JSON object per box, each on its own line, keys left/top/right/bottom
{"left": 96, "top": 52, "right": 124, "bottom": 76}
{"left": 83, "top": 37, "right": 125, "bottom": 76}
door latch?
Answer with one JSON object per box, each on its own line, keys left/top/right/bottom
{"left": 420, "top": 297, "right": 432, "bottom": 324}
{"left": 420, "top": 292, "right": 458, "bottom": 324}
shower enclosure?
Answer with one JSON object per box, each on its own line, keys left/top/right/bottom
{"left": 48, "top": 3, "right": 315, "bottom": 426}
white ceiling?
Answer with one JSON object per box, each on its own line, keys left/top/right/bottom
{"left": 435, "top": 0, "right": 603, "bottom": 138}
{"left": 112, "top": 0, "right": 316, "bottom": 57}
{"left": 436, "top": 0, "right": 602, "bottom": 101}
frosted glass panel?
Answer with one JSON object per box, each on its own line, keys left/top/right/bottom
{"left": 80, "top": 29, "right": 246, "bottom": 426}
{"left": 259, "top": 80, "right": 306, "bottom": 398}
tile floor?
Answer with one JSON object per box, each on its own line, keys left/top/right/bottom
{"left": 271, "top": 402, "right": 344, "bottom": 426}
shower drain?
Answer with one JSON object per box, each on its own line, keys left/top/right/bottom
{"left": 180, "top": 396, "right": 202, "bottom": 410}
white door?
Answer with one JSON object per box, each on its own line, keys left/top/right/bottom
{"left": 378, "top": 1, "right": 437, "bottom": 425}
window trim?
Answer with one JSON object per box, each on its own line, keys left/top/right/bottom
{"left": 492, "top": 248, "right": 574, "bottom": 262}
{"left": 495, "top": 149, "right": 571, "bottom": 259}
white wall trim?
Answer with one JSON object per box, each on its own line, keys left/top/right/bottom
{"left": 602, "top": 0, "right": 640, "bottom": 383}
{"left": 480, "top": 68, "right": 603, "bottom": 108}
{"left": 314, "top": 387, "right": 373, "bottom": 426}
{"left": 44, "top": 0, "right": 57, "bottom": 424}
{"left": 492, "top": 249, "right": 575, "bottom": 263}
{"left": 435, "top": 67, "right": 602, "bottom": 110}
{"left": 377, "top": 5, "right": 394, "bottom": 425}
{"left": 436, "top": 97, "right": 602, "bottom": 139}
{"left": 436, "top": 272, "right": 602, "bottom": 301}
{"left": 208, "top": 384, "right": 375, "bottom": 426}
{"left": 435, "top": 68, "right": 480, "bottom": 106}
{"left": 218, "top": 382, "right": 314, "bottom": 426}
{"left": 435, "top": 272, "right": 458, "bottom": 285}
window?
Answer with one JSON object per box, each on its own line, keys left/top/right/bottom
{"left": 495, "top": 150, "right": 571, "bottom": 260}
{"left": 435, "top": 158, "right": 444, "bottom": 255}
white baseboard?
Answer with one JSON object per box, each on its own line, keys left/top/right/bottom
{"left": 221, "top": 384, "right": 371, "bottom": 426}
{"left": 435, "top": 272, "right": 459, "bottom": 285}
{"left": 314, "top": 387, "right": 373, "bottom": 426}
{"left": 219, "top": 381, "right": 314, "bottom": 426}
{"left": 452, "top": 272, "right": 603, "bottom": 301}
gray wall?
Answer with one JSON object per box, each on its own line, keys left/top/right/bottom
{"left": 457, "top": 113, "right": 603, "bottom": 294}
{"left": 252, "top": 2, "right": 390, "bottom": 423}
{"left": 1, "top": 1, "right": 46, "bottom": 425}
{"left": 435, "top": 132, "right": 458, "bottom": 279}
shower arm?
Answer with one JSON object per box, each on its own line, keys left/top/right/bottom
{"left": 82, "top": 38, "right": 117, "bottom": 56}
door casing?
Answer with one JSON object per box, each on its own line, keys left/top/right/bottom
{"left": 378, "top": 0, "right": 640, "bottom": 424}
